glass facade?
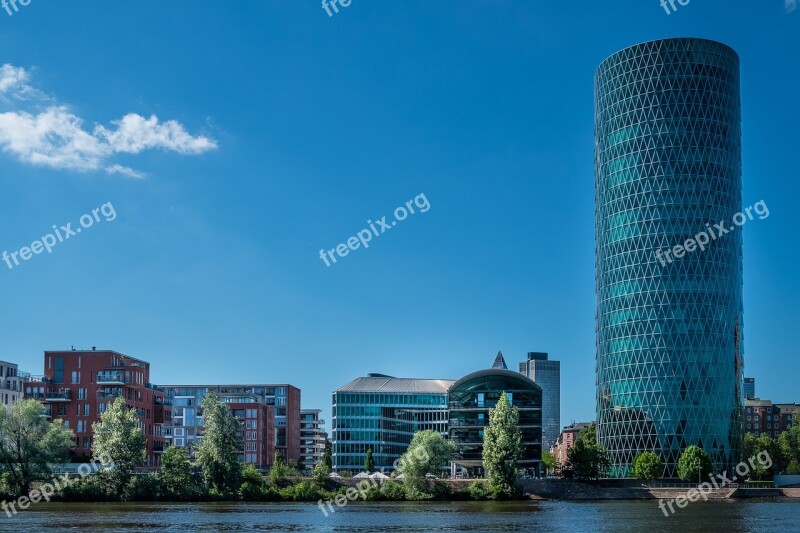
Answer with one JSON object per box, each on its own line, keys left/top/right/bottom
{"left": 519, "top": 352, "right": 560, "bottom": 450}
{"left": 595, "top": 38, "right": 744, "bottom": 477}
{"left": 332, "top": 391, "right": 449, "bottom": 471}
{"left": 449, "top": 370, "right": 542, "bottom": 475}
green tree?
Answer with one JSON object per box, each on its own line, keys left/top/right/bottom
{"left": 0, "top": 399, "right": 74, "bottom": 497}
{"left": 778, "top": 425, "right": 800, "bottom": 474}
{"left": 398, "top": 430, "right": 455, "bottom": 498}
{"left": 269, "top": 452, "right": 288, "bottom": 487}
{"left": 743, "top": 433, "right": 782, "bottom": 479}
{"left": 541, "top": 449, "right": 555, "bottom": 476}
{"left": 160, "top": 445, "right": 196, "bottom": 498}
{"left": 321, "top": 447, "right": 332, "bottom": 470}
{"left": 92, "top": 397, "right": 147, "bottom": 495}
{"left": 194, "top": 391, "right": 243, "bottom": 494}
{"left": 482, "top": 393, "right": 524, "bottom": 497}
{"left": 677, "top": 445, "right": 712, "bottom": 482}
{"left": 632, "top": 451, "right": 664, "bottom": 480}
{"left": 239, "top": 464, "right": 269, "bottom": 500}
{"left": 567, "top": 423, "right": 610, "bottom": 480}
{"left": 365, "top": 448, "right": 375, "bottom": 473}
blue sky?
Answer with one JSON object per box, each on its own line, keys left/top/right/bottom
{"left": 1, "top": 1, "right": 798, "bottom": 430}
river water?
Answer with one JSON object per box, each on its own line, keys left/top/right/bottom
{"left": 6, "top": 500, "right": 800, "bottom": 532}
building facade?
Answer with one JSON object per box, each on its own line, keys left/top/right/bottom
{"left": 595, "top": 38, "right": 744, "bottom": 477}
{"left": 161, "top": 384, "right": 299, "bottom": 466}
{"left": 300, "top": 409, "right": 328, "bottom": 470}
{"left": 332, "top": 374, "right": 452, "bottom": 472}
{"left": 744, "top": 378, "right": 756, "bottom": 400}
{"left": 0, "top": 360, "right": 25, "bottom": 406}
{"left": 23, "top": 349, "right": 168, "bottom": 466}
{"left": 744, "top": 399, "right": 798, "bottom": 437}
{"left": 519, "top": 352, "right": 560, "bottom": 450}
{"left": 550, "top": 422, "right": 593, "bottom": 475}
{"left": 449, "top": 369, "right": 542, "bottom": 476}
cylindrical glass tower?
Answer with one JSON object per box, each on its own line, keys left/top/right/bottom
{"left": 595, "top": 38, "right": 743, "bottom": 478}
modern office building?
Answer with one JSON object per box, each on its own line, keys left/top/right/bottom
{"left": 744, "top": 378, "right": 756, "bottom": 400}
{"left": 300, "top": 409, "right": 328, "bottom": 470}
{"left": 23, "top": 349, "right": 169, "bottom": 466}
{"left": 449, "top": 368, "right": 542, "bottom": 476}
{"left": 0, "top": 360, "right": 25, "bottom": 406}
{"left": 161, "top": 384, "right": 300, "bottom": 466}
{"left": 332, "top": 374, "right": 452, "bottom": 472}
{"left": 595, "top": 38, "right": 744, "bottom": 477}
{"left": 332, "top": 355, "right": 544, "bottom": 474}
{"left": 519, "top": 352, "right": 560, "bottom": 449}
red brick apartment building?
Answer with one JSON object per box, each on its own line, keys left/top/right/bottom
{"left": 24, "top": 349, "right": 169, "bottom": 467}
{"left": 161, "top": 384, "right": 301, "bottom": 467}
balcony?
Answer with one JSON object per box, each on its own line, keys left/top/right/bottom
{"left": 45, "top": 389, "right": 72, "bottom": 402}
{"left": 97, "top": 389, "right": 123, "bottom": 399}
{"left": 154, "top": 397, "right": 172, "bottom": 406}
{"left": 97, "top": 372, "right": 125, "bottom": 385}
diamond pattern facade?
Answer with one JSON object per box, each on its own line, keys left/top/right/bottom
{"left": 594, "top": 39, "right": 744, "bottom": 478}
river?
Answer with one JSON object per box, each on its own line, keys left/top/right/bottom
{"left": 6, "top": 500, "right": 800, "bottom": 532}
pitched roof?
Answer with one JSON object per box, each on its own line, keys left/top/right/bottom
{"left": 492, "top": 350, "right": 508, "bottom": 370}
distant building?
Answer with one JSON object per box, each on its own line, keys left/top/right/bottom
{"left": 23, "top": 349, "right": 168, "bottom": 466}
{"left": 300, "top": 409, "right": 328, "bottom": 470}
{"left": 332, "top": 374, "right": 452, "bottom": 472}
{"left": 161, "top": 384, "right": 300, "bottom": 466}
{"left": 744, "top": 378, "right": 756, "bottom": 400}
{"left": 744, "top": 398, "right": 798, "bottom": 438}
{"left": 551, "top": 422, "right": 593, "bottom": 474}
{"left": 519, "top": 352, "right": 560, "bottom": 449}
{"left": 0, "top": 360, "right": 25, "bottom": 406}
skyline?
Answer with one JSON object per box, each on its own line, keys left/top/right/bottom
{"left": 2, "top": 2, "right": 799, "bottom": 432}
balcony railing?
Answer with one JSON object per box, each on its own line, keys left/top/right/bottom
{"left": 154, "top": 397, "right": 172, "bottom": 406}
{"left": 97, "top": 372, "right": 125, "bottom": 385}
{"left": 45, "top": 389, "right": 72, "bottom": 401}
{"left": 97, "top": 390, "right": 123, "bottom": 399}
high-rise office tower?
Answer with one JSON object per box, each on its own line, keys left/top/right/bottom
{"left": 743, "top": 377, "right": 755, "bottom": 400}
{"left": 519, "top": 352, "right": 560, "bottom": 450}
{"left": 595, "top": 38, "right": 744, "bottom": 477}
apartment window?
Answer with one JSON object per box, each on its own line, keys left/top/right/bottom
{"left": 174, "top": 438, "right": 184, "bottom": 446}
{"left": 53, "top": 356, "right": 64, "bottom": 384}
{"left": 246, "top": 431, "right": 257, "bottom": 440}
{"left": 83, "top": 437, "right": 91, "bottom": 449}
{"left": 71, "top": 371, "right": 80, "bottom": 384}
{"left": 84, "top": 404, "right": 90, "bottom": 416}
{"left": 77, "top": 420, "right": 84, "bottom": 433}
{"left": 245, "top": 442, "right": 257, "bottom": 452}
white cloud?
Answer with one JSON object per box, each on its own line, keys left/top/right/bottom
{"left": 106, "top": 164, "right": 146, "bottom": 179}
{"left": 0, "top": 64, "right": 217, "bottom": 176}
{"left": 787, "top": 0, "right": 797, "bottom": 12}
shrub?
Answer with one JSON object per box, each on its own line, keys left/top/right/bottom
{"left": 467, "top": 480, "right": 490, "bottom": 500}
{"left": 380, "top": 480, "right": 406, "bottom": 500}
{"left": 279, "top": 480, "right": 326, "bottom": 501}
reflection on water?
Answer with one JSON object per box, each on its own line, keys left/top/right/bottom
{"left": 8, "top": 500, "right": 800, "bottom": 532}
